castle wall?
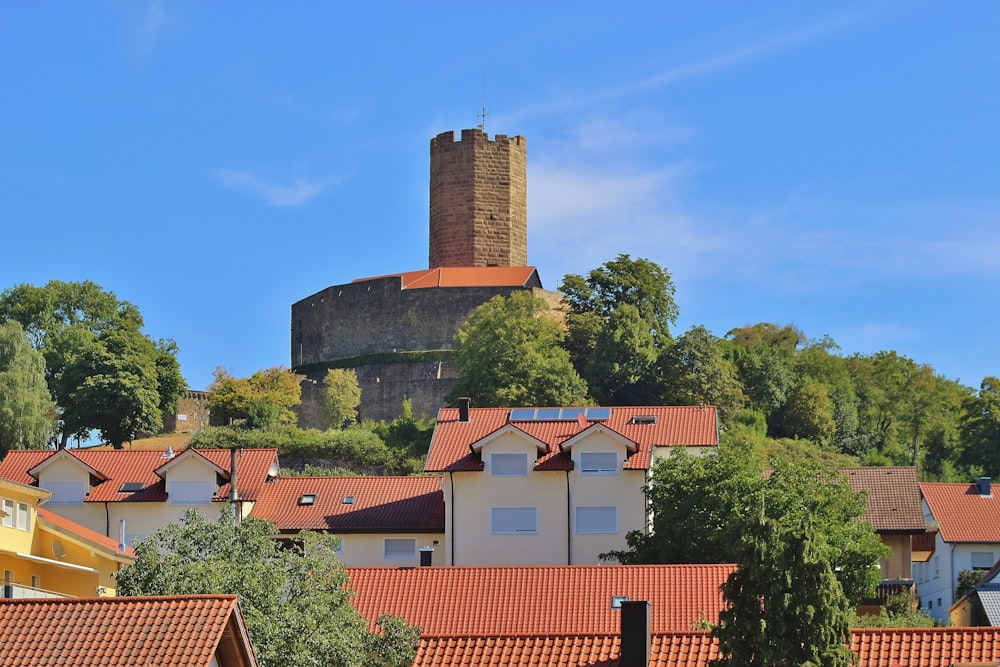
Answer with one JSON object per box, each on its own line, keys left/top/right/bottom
{"left": 161, "top": 390, "right": 211, "bottom": 434}
{"left": 429, "top": 129, "right": 527, "bottom": 268}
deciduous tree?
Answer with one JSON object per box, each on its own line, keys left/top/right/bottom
{"left": 114, "top": 507, "right": 419, "bottom": 667}
{"left": 208, "top": 366, "right": 304, "bottom": 429}
{"left": 658, "top": 325, "right": 746, "bottom": 426}
{"left": 959, "top": 376, "right": 1000, "bottom": 477}
{"left": 0, "top": 321, "right": 55, "bottom": 453}
{"left": 321, "top": 368, "right": 362, "bottom": 429}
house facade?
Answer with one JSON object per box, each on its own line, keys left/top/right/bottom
{"left": 424, "top": 403, "right": 719, "bottom": 566}
{"left": 0, "top": 478, "right": 133, "bottom": 598}
{"left": 248, "top": 475, "right": 445, "bottom": 567}
{"left": 0, "top": 448, "right": 278, "bottom": 546}
{"left": 916, "top": 478, "right": 1000, "bottom": 622}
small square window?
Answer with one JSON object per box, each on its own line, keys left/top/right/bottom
{"left": 299, "top": 494, "right": 316, "bottom": 506}
{"left": 490, "top": 453, "right": 529, "bottom": 476}
{"left": 384, "top": 538, "right": 416, "bottom": 560}
{"left": 971, "top": 552, "right": 995, "bottom": 570}
{"left": 342, "top": 496, "right": 355, "bottom": 505}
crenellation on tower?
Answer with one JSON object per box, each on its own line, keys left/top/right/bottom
{"left": 429, "top": 127, "right": 528, "bottom": 268}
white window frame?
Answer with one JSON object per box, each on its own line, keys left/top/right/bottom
{"left": 575, "top": 506, "right": 618, "bottom": 534}
{"left": 384, "top": 538, "right": 416, "bottom": 560}
{"left": 489, "top": 452, "right": 529, "bottom": 477}
{"left": 15, "top": 502, "right": 29, "bottom": 531}
{"left": 579, "top": 452, "right": 619, "bottom": 475}
{"left": 1, "top": 499, "right": 13, "bottom": 528}
{"left": 491, "top": 506, "right": 538, "bottom": 535}
{"left": 169, "top": 480, "right": 214, "bottom": 505}
{"left": 41, "top": 481, "right": 88, "bottom": 506}
{"left": 971, "top": 551, "right": 996, "bottom": 570}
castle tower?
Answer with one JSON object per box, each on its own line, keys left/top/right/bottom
{"left": 428, "top": 128, "right": 528, "bottom": 268}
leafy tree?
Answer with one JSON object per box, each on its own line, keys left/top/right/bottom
{"left": 794, "top": 344, "right": 862, "bottom": 457}
{"left": 585, "top": 303, "right": 658, "bottom": 405}
{"left": 779, "top": 376, "right": 838, "bottom": 446}
{"left": 0, "top": 280, "right": 184, "bottom": 447}
{"left": 447, "top": 291, "right": 589, "bottom": 407}
{"left": 321, "top": 368, "right": 362, "bottom": 429}
{"left": 114, "top": 507, "right": 419, "bottom": 667}
{"left": 727, "top": 340, "right": 795, "bottom": 418}
{"left": 209, "top": 366, "right": 304, "bottom": 429}
{"left": 59, "top": 324, "right": 173, "bottom": 448}
{"left": 712, "top": 510, "right": 857, "bottom": 667}
{"left": 604, "top": 444, "right": 886, "bottom": 606}
{"left": 658, "top": 325, "right": 746, "bottom": 426}
{"left": 959, "top": 377, "right": 1000, "bottom": 477}
{"left": 955, "top": 568, "right": 987, "bottom": 600}
{"left": 0, "top": 321, "right": 55, "bottom": 452}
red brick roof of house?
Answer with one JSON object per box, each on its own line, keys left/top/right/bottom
{"left": 424, "top": 406, "right": 719, "bottom": 473}
{"left": 0, "top": 448, "right": 278, "bottom": 503}
{"left": 248, "top": 476, "right": 444, "bottom": 533}
{"left": 842, "top": 467, "right": 927, "bottom": 533}
{"left": 0, "top": 595, "right": 259, "bottom": 667}
{"left": 413, "top": 628, "right": 1000, "bottom": 666}
{"left": 920, "top": 481, "right": 1000, "bottom": 543}
{"left": 353, "top": 266, "right": 541, "bottom": 289}
{"left": 346, "top": 564, "right": 735, "bottom": 635}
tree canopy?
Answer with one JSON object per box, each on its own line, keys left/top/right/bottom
{"left": 208, "top": 366, "right": 304, "bottom": 429}
{"left": 321, "top": 368, "right": 362, "bottom": 429}
{"left": 447, "top": 291, "right": 589, "bottom": 407}
{"left": 0, "top": 321, "right": 55, "bottom": 453}
{"left": 114, "top": 507, "right": 419, "bottom": 667}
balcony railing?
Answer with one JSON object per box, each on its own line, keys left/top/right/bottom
{"left": 861, "top": 579, "right": 917, "bottom": 606}
{"left": 2, "top": 583, "right": 71, "bottom": 599}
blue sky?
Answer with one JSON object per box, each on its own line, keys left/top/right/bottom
{"left": 2, "top": 2, "right": 998, "bottom": 393}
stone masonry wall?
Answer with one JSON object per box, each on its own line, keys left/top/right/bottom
{"left": 428, "top": 129, "right": 527, "bottom": 268}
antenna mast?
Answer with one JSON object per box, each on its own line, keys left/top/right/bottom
{"left": 477, "top": 72, "right": 490, "bottom": 131}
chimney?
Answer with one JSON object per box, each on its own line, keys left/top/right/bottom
{"left": 419, "top": 546, "right": 434, "bottom": 567}
{"left": 620, "top": 600, "right": 651, "bottom": 667}
{"left": 458, "top": 397, "right": 472, "bottom": 422}
{"left": 118, "top": 519, "right": 127, "bottom": 553}
{"left": 230, "top": 447, "right": 240, "bottom": 503}
{"left": 978, "top": 477, "right": 991, "bottom": 496}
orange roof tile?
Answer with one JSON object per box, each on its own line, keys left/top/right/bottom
{"left": 0, "top": 448, "right": 277, "bottom": 503}
{"left": 843, "top": 467, "right": 927, "bottom": 533}
{"left": 35, "top": 508, "right": 135, "bottom": 559}
{"left": 347, "top": 564, "right": 734, "bottom": 635}
{"left": 425, "top": 406, "right": 718, "bottom": 472}
{"left": 353, "top": 266, "right": 540, "bottom": 289}
{"left": 248, "top": 476, "right": 444, "bottom": 533}
{"left": 0, "top": 595, "right": 258, "bottom": 667}
{"left": 413, "top": 628, "right": 1000, "bottom": 667}
{"left": 920, "top": 482, "right": 1000, "bottom": 543}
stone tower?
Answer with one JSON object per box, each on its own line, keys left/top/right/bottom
{"left": 428, "top": 128, "right": 528, "bottom": 268}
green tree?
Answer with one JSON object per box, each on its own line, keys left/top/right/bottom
{"left": 209, "top": 366, "right": 304, "bottom": 429}
{"left": 959, "top": 377, "right": 1000, "bottom": 477}
{"left": 727, "top": 340, "right": 795, "bottom": 418}
{"left": 712, "top": 510, "right": 857, "bottom": 667}
{"left": 0, "top": 321, "right": 55, "bottom": 452}
{"left": 447, "top": 291, "right": 588, "bottom": 407}
{"left": 658, "top": 325, "right": 746, "bottom": 426}
{"left": 321, "top": 368, "right": 363, "bottom": 429}
{"left": 604, "top": 444, "right": 886, "bottom": 606}
{"left": 585, "top": 303, "right": 658, "bottom": 405}
{"left": 955, "top": 568, "right": 987, "bottom": 600}
{"left": 0, "top": 280, "right": 184, "bottom": 447}
{"left": 114, "top": 507, "right": 419, "bottom": 667}
{"left": 779, "top": 376, "right": 838, "bottom": 446}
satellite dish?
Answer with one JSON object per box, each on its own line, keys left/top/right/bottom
{"left": 268, "top": 461, "right": 280, "bottom": 479}
{"left": 52, "top": 540, "right": 66, "bottom": 559}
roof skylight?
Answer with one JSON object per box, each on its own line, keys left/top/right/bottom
{"left": 299, "top": 494, "right": 316, "bottom": 506}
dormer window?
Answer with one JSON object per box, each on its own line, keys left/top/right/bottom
{"left": 490, "top": 453, "right": 529, "bottom": 477}
{"left": 579, "top": 452, "right": 619, "bottom": 475}
{"left": 299, "top": 494, "right": 317, "bottom": 506}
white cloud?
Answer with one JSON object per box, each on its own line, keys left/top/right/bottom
{"left": 213, "top": 169, "right": 339, "bottom": 207}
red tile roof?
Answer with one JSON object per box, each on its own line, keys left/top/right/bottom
{"left": 0, "top": 448, "right": 278, "bottom": 503}
{"left": 842, "top": 467, "right": 927, "bottom": 533}
{"left": 920, "top": 482, "right": 1000, "bottom": 543}
{"left": 347, "top": 564, "right": 734, "bottom": 635}
{"left": 425, "top": 406, "right": 718, "bottom": 472}
{"left": 35, "top": 508, "right": 134, "bottom": 559}
{"left": 0, "top": 595, "right": 258, "bottom": 667}
{"left": 248, "top": 476, "right": 444, "bottom": 533}
{"left": 353, "top": 266, "right": 540, "bottom": 289}
{"left": 413, "top": 628, "right": 1000, "bottom": 666}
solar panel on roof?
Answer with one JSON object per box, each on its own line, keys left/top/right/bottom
{"left": 535, "top": 408, "right": 561, "bottom": 420}
{"left": 585, "top": 407, "right": 612, "bottom": 420}
{"left": 508, "top": 407, "right": 614, "bottom": 422}
{"left": 509, "top": 408, "right": 536, "bottom": 421}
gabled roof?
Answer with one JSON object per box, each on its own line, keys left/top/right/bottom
{"left": 0, "top": 448, "right": 278, "bottom": 503}
{"left": 35, "top": 508, "right": 134, "bottom": 560}
{"left": 425, "top": 406, "right": 718, "bottom": 473}
{"left": 248, "top": 476, "right": 444, "bottom": 533}
{"left": 920, "top": 482, "right": 1000, "bottom": 543}
{"left": 347, "top": 564, "right": 735, "bottom": 635}
{"left": 353, "top": 266, "right": 540, "bottom": 289}
{"left": 0, "top": 595, "right": 259, "bottom": 667}
{"left": 412, "top": 628, "right": 1000, "bottom": 666}
{"left": 842, "top": 467, "right": 926, "bottom": 533}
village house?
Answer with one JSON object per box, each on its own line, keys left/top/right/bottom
{"left": 917, "top": 477, "right": 1000, "bottom": 622}
{"left": 0, "top": 594, "right": 259, "bottom": 666}
{"left": 423, "top": 402, "right": 719, "bottom": 566}
{"left": 951, "top": 558, "right": 1000, "bottom": 627}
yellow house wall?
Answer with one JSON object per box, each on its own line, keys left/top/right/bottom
{"left": 451, "top": 432, "right": 568, "bottom": 566}
{"left": 950, "top": 597, "right": 974, "bottom": 626}
{"left": 568, "top": 432, "right": 647, "bottom": 565}
{"left": 333, "top": 533, "right": 446, "bottom": 567}
{"left": 880, "top": 533, "right": 913, "bottom": 580}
